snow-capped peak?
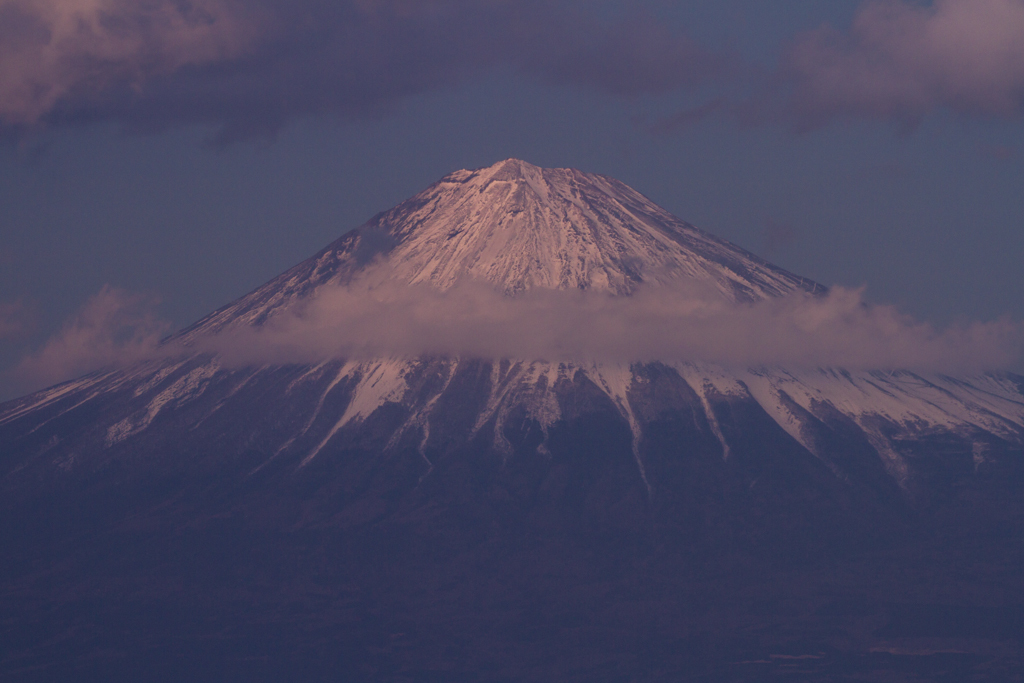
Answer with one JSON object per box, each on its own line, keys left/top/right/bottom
{"left": 183, "top": 159, "right": 822, "bottom": 335}
{"left": 373, "top": 158, "right": 817, "bottom": 298}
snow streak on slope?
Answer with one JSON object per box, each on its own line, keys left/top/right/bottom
{"left": 6, "top": 352, "right": 1022, "bottom": 495}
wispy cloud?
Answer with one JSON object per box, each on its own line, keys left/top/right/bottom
{"left": 656, "top": 0, "right": 1024, "bottom": 132}
{"left": 779, "top": 0, "right": 1024, "bottom": 127}
{"left": 0, "top": 0, "right": 726, "bottom": 143}
{"left": 10, "top": 286, "right": 169, "bottom": 392}
{"left": 0, "top": 0, "right": 260, "bottom": 127}
{"left": 0, "top": 299, "right": 32, "bottom": 341}
{"left": 5, "top": 0, "right": 1022, "bottom": 139}
{"left": 197, "top": 277, "right": 1024, "bottom": 374}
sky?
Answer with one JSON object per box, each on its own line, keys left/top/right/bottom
{"left": 2, "top": 0, "right": 1024, "bottom": 398}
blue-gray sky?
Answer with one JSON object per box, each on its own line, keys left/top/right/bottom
{"left": 2, "top": 0, "right": 1024, "bottom": 397}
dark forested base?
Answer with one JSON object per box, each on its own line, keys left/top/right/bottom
{"left": 2, "top": 470, "right": 1021, "bottom": 683}
{"left": 2, "top": 362, "right": 1022, "bottom": 681}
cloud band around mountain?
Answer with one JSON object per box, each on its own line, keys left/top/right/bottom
{"left": 197, "top": 278, "right": 1023, "bottom": 374}
{"left": 8, "top": 277, "right": 1022, "bottom": 396}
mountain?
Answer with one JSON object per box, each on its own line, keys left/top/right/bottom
{"left": 1, "top": 159, "right": 1022, "bottom": 682}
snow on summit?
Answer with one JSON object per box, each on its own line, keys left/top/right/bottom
{"left": 184, "top": 159, "right": 822, "bottom": 336}
{"left": 374, "top": 158, "right": 818, "bottom": 297}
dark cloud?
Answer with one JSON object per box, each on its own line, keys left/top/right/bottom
{"left": 0, "top": 0, "right": 259, "bottom": 128}
{"left": 979, "top": 143, "right": 1017, "bottom": 161}
{"left": 0, "top": 0, "right": 726, "bottom": 143}
{"left": 520, "top": 8, "right": 723, "bottom": 96}
{"left": 15, "top": 0, "right": 1018, "bottom": 139}
{"left": 196, "top": 276, "right": 1024, "bottom": 374}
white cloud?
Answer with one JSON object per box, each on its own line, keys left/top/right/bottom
{"left": 12, "top": 275, "right": 1019, "bottom": 401}
{"left": 12, "top": 286, "right": 169, "bottom": 391}
{"left": 197, "top": 277, "right": 1024, "bottom": 373}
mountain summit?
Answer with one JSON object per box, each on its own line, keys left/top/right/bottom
{"left": 1, "top": 161, "right": 1023, "bottom": 681}
{"left": 358, "top": 158, "right": 816, "bottom": 297}
{"left": 185, "top": 159, "right": 819, "bottom": 336}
